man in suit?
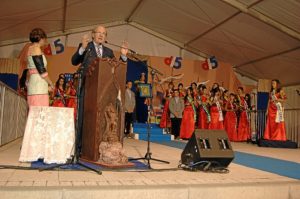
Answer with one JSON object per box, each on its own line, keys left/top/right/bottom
{"left": 71, "top": 25, "right": 128, "bottom": 158}
{"left": 71, "top": 25, "right": 128, "bottom": 67}
{"left": 169, "top": 89, "right": 184, "bottom": 139}
{"left": 124, "top": 81, "right": 135, "bottom": 138}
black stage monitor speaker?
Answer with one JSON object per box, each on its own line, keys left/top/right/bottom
{"left": 181, "top": 130, "right": 234, "bottom": 168}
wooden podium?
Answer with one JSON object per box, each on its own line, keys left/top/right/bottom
{"left": 80, "top": 58, "right": 127, "bottom": 162}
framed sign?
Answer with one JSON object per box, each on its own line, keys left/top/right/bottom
{"left": 138, "top": 83, "right": 152, "bottom": 98}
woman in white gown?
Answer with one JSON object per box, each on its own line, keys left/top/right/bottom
{"left": 25, "top": 28, "right": 54, "bottom": 106}
{"left": 19, "top": 28, "right": 74, "bottom": 164}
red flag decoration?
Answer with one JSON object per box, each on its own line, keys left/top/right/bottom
{"left": 43, "top": 38, "right": 65, "bottom": 55}
{"left": 202, "top": 56, "right": 218, "bottom": 70}
{"left": 164, "top": 56, "right": 182, "bottom": 69}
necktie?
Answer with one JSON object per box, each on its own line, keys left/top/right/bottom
{"left": 96, "top": 45, "right": 102, "bottom": 58}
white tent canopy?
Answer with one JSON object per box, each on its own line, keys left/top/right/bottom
{"left": 0, "top": 0, "right": 299, "bottom": 85}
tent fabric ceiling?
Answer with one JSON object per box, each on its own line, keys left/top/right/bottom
{"left": 0, "top": 0, "right": 299, "bottom": 85}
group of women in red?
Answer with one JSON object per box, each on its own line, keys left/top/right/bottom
{"left": 50, "top": 73, "right": 78, "bottom": 118}
{"left": 160, "top": 79, "right": 287, "bottom": 142}
{"left": 160, "top": 82, "right": 253, "bottom": 142}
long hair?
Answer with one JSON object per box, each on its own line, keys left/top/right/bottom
{"left": 55, "top": 77, "right": 66, "bottom": 90}
{"left": 184, "top": 87, "right": 193, "bottom": 102}
{"left": 271, "top": 79, "right": 281, "bottom": 93}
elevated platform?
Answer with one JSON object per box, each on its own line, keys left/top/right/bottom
{"left": 0, "top": 138, "right": 299, "bottom": 199}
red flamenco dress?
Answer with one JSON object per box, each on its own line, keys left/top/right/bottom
{"left": 179, "top": 90, "right": 185, "bottom": 98}
{"left": 180, "top": 97, "right": 196, "bottom": 139}
{"left": 237, "top": 97, "right": 250, "bottom": 141}
{"left": 208, "top": 100, "right": 224, "bottom": 130}
{"left": 66, "top": 83, "right": 77, "bottom": 120}
{"left": 52, "top": 87, "right": 66, "bottom": 107}
{"left": 159, "top": 90, "right": 172, "bottom": 129}
{"left": 263, "top": 92, "right": 287, "bottom": 141}
{"left": 197, "top": 95, "right": 210, "bottom": 129}
{"left": 224, "top": 102, "right": 238, "bottom": 141}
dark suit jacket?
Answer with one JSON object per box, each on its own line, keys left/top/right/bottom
{"left": 71, "top": 42, "right": 115, "bottom": 68}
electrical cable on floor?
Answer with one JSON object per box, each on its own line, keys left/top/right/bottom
{"left": 178, "top": 160, "right": 229, "bottom": 174}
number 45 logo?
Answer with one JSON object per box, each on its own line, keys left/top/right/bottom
{"left": 44, "top": 38, "right": 65, "bottom": 55}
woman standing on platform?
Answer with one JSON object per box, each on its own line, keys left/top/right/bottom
{"left": 178, "top": 83, "right": 185, "bottom": 98}
{"left": 208, "top": 89, "right": 224, "bottom": 130}
{"left": 264, "top": 79, "right": 287, "bottom": 141}
{"left": 159, "top": 82, "right": 174, "bottom": 131}
{"left": 191, "top": 82, "right": 198, "bottom": 97}
{"left": 180, "top": 87, "right": 196, "bottom": 139}
{"left": 51, "top": 76, "right": 66, "bottom": 107}
{"left": 224, "top": 93, "right": 238, "bottom": 141}
{"left": 26, "top": 28, "right": 54, "bottom": 107}
{"left": 65, "top": 73, "right": 78, "bottom": 119}
{"left": 19, "top": 28, "right": 56, "bottom": 163}
{"left": 237, "top": 87, "right": 250, "bottom": 141}
{"left": 197, "top": 85, "right": 210, "bottom": 129}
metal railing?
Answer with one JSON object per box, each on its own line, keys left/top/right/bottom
{"left": 0, "top": 81, "right": 28, "bottom": 146}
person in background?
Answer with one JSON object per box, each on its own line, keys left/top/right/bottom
{"left": 169, "top": 89, "right": 184, "bottom": 140}
{"left": 124, "top": 81, "right": 136, "bottom": 138}
{"left": 197, "top": 85, "right": 210, "bottom": 129}
{"left": 191, "top": 82, "right": 198, "bottom": 97}
{"left": 264, "top": 79, "right": 287, "bottom": 141}
{"left": 208, "top": 88, "right": 224, "bottom": 130}
{"left": 65, "top": 73, "right": 78, "bottom": 119}
{"left": 210, "top": 82, "right": 220, "bottom": 96}
{"left": 180, "top": 87, "right": 197, "bottom": 139}
{"left": 178, "top": 83, "right": 185, "bottom": 98}
{"left": 51, "top": 76, "right": 66, "bottom": 107}
{"left": 224, "top": 93, "right": 238, "bottom": 141}
{"left": 26, "top": 28, "right": 54, "bottom": 107}
{"left": 159, "top": 82, "right": 174, "bottom": 132}
{"left": 236, "top": 87, "right": 250, "bottom": 141}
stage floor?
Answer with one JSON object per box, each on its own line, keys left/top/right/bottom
{"left": 0, "top": 138, "right": 299, "bottom": 199}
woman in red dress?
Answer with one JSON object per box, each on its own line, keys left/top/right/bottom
{"left": 180, "top": 87, "right": 196, "bottom": 139}
{"left": 51, "top": 76, "right": 66, "bottom": 107}
{"left": 224, "top": 93, "right": 238, "bottom": 141}
{"left": 208, "top": 89, "right": 224, "bottom": 130}
{"left": 159, "top": 82, "right": 174, "bottom": 130}
{"left": 264, "top": 79, "right": 287, "bottom": 141}
{"left": 236, "top": 87, "right": 250, "bottom": 141}
{"left": 191, "top": 82, "right": 198, "bottom": 98}
{"left": 178, "top": 83, "right": 185, "bottom": 98}
{"left": 65, "top": 74, "right": 78, "bottom": 119}
{"left": 197, "top": 85, "right": 210, "bottom": 129}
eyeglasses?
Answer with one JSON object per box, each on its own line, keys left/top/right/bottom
{"left": 93, "top": 31, "right": 106, "bottom": 36}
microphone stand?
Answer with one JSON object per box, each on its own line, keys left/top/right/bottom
{"left": 122, "top": 50, "right": 169, "bottom": 169}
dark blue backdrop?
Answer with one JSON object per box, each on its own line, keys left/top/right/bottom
{"left": 126, "top": 59, "right": 148, "bottom": 92}
{"left": 257, "top": 92, "right": 269, "bottom": 110}
{"left": 126, "top": 59, "right": 148, "bottom": 123}
{"left": 0, "top": 73, "right": 18, "bottom": 90}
